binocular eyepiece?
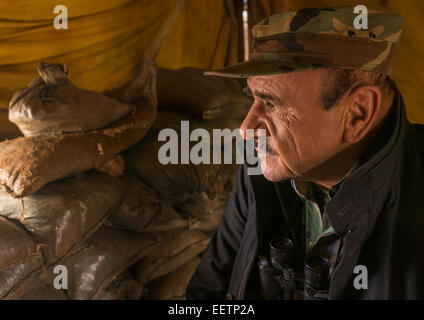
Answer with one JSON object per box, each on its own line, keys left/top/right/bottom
{"left": 269, "top": 237, "right": 295, "bottom": 271}
{"left": 304, "top": 255, "right": 330, "bottom": 291}
{"left": 261, "top": 236, "right": 331, "bottom": 300}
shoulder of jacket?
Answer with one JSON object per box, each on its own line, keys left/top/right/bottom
{"left": 406, "top": 123, "right": 424, "bottom": 152}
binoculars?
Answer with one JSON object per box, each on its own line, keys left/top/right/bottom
{"left": 258, "top": 237, "right": 331, "bottom": 300}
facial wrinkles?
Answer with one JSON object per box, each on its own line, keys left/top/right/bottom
{"left": 249, "top": 78, "right": 292, "bottom": 159}
{"left": 269, "top": 108, "right": 302, "bottom": 175}
{"left": 270, "top": 82, "right": 321, "bottom": 174}
{"left": 249, "top": 78, "right": 287, "bottom": 137}
{"left": 249, "top": 89, "right": 300, "bottom": 176}
{"left": 250, "top": 77, "right": 281, "bottom": 100}
{"left": 287, "top": 111, "right": 319, "bottom": 154}
{"left": 283, "top": 76, "right": 328, "bottom": 156}
{"left": 249, "top": 76, "right": 314, "bottom": 176}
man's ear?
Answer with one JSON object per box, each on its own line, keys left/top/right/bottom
{"left": 342, "top": 85, "right": 382, "bottom": 144}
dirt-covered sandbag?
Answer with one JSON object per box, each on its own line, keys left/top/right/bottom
{"left": 0, "top": 60, "right": 157, "bottom": 198}
{"left": 93, "top": 271, "right": 143, "bottom": 300}
{"left": 0, "top": 171, "right": 124, "bottom": 265}
{"left": 61, "top": 226, "right": 157, "bottom": 300}
{"left": 6, "top": 226, "right": 157, "bottom": 300}
{"left": 124, "top": 111, "right": 239, "bottom": 204}
{"left": 96, "top": 154, "right": 126, "bottom": 178}
{"left": 19, "top": 282, "right": 68, "bottom": 300}
{"left": 9, "top": 63, "right": 134, "bottom": 137}
{"left": 175, "top": 187, "right": 232, "bottom": 232}
{"left": 123, "top": 111, "right": 238, "bottom": 231}
{"left": 106, "top": 176, "right": 187, "bottom": 233}
{"left": 0, "top": 216, "right": 44, "bottom": 299}
{"left": 134, "top": 230, "right": 209, "bottom": 284}
{"left": 157, "top": 67, "right": 251, "bottom": 121}
{"left": 144, "top": 257, "right": 201, "bottom": 300}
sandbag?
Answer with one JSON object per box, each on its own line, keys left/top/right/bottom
{"left": 6, "top": 226, "right": 157, "bottom": 300}
{"left": 93, "top": 271, "right": 143, "bottom": 300}
{"left": 62, "top": 226, "right": 157, "bottom": 300}
{"left": 106, "top": 176, "right": 187, "bottom": 233}
{"left": 175, "top": 189, "right": 232, "bottom": 232}
{"left": 9, "top": 63, "right": 134, "bottom": 137}
{"left": 0, "top": 60, "right": 157, "bottom": 198}
{"left": 123, "top": 111, "right": 239, "bottom": 231}
{"left": 124, "top": 111, "right": 239, "bottom": 204}
{"left": 20, "top": 283, "right": 68, "bottom": 300}
{"left": 157, "top": 67, "right": 251, "bottom": 121}
{"left": 96, "top": 154, "right": 126, "bottom": 178}
{"left": 144, "top": 257, "right": 201, "bottom": 300}
{"left": 134, "top": 230, "right": 209, "bottom": 284}
{"left": 0, "top": 216, "right": 44, "bottom": 299}
{"left": 0, "top": 171, "right": 124, "bottom": 265}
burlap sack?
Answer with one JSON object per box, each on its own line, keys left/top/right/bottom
{"left": 144, "top": 257, "right": 201, "bottom": 300}
{"left": 62, "top": 226, "right": 157, "bottom": 300}
{"left": 20, "top": 282, "right": 68, "bottom": 300}
{"left": 123, "top": 111, "right": 239, "bottom": 231}
{"left": 106, "top": 176, "right": 187, "bottom": 233}
{"left": 5, "top": 226, "right": 157, "bottom": 300}
{"left": 96, "top": 154, "right": 125, "bottom": 178}
{"left": 157, "top": 67, "right": 251, "bottom": 121}
{"left": 0, "top": 171, "right": 124, "bottom": 265}
{"left": 175, "top": 188, "right": 232, "bottom": 232}
{"left": 9, "top": 63, "right": 134, "bottom": 137}
{"left": 0, "top": 60, "right": 157, "bottom": 198}
{"left": 93, "top": 271, "right": 143, "bottom": 300}
{"left": 124, "top": 111, "right": 239, "bottom": 204}
{"left": 0, "top": 216, "right": 44, "bottom": 299}
{"left": 134, "top": 230, "right": 209, "bottom": 284}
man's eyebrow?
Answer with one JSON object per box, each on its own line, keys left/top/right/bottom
{"left": 254, "top": 90, "right": 278, "bottom": 102}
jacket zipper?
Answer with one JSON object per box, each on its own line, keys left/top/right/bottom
{"left": 237, "top": 249, "right": 256, "bottom": 299}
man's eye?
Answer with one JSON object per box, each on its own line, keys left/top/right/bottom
{"left": 265, "top": 101, "right": 276, "bottom": 110}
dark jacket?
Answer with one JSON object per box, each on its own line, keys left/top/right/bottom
{"left": 186, "top": 91, "right": 424, "bottom": 300}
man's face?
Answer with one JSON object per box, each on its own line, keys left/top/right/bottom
{"left": 241, "top": 69, "right": 346, "bottom": 182}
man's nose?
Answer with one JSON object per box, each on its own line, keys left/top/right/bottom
{"left": 239, "top": 103, "right": 269, "bottom": 140}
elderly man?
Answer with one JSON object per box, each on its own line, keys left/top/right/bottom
{"left": 186, "top": 7, "right": 424, "bottom": 299}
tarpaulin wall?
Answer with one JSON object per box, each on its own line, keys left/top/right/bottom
{"left": 0, "top": 0, "right": 240, "bottom": 137}
{"left": 0, "top": 0, "right": 423, "bottom": 138}
{"left": 249, "top": 0, "right": 424, "bottom": 124}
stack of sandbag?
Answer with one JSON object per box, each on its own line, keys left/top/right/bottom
{"left": 104, "top": 68, "right": 251, "bottom": 299}
{"left": 110, "top": 108, "right": 246, "bottom": 299}
{"left": 0, "top": 63, "right": 249, "bottom": 300}
{"left": 0, "top": 60, "right": 157, "bottom": 197}
{"left": 0, "top": 172, "right": 161, "bottom": 300}
{"left": 120, "top": 111, "right": 240, "bottom": 233}
{"left": 0, "top": 60, "right": 159, "bottom": 300}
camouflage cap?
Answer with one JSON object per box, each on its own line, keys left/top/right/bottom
{"left": 206, "top": 6, "right": 403, "bottom": 78}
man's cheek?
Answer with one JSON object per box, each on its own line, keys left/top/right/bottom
{"left": 274, "top": 126, "right": 300, "bottom": 160}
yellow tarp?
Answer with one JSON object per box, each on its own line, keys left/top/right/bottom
{"left": 155, "top": 0, "right": 239, "bottom": 69}
{"left": 249, "top": 0, "right": 424, "bottom": 124}
{"left": 0, "top": 0, "right": 239, "bottom": 109}
{"left": 1, "top": 0, "right": 422, "bottom": 126}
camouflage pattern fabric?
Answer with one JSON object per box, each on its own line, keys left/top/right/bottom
{"left": 206, "top": 6, "right": 403, "bottom": 78}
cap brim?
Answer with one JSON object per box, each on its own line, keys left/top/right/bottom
{"left": 204, "top": 60, "right": 316, "bottom": 78}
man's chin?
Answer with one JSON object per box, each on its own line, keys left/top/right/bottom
{"left": 260, "top": 156, "right": 295, "bottom": 182}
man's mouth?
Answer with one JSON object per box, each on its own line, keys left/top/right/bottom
{"left": 254, "top": 137, "right": 277, "bottom": 156}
